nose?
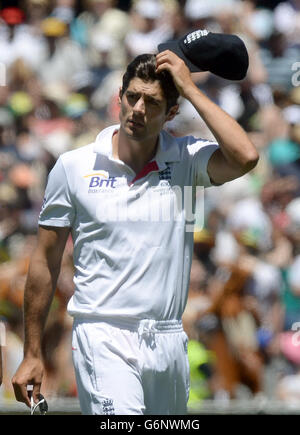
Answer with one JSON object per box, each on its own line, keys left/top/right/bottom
{"left": 133, "top": 97, "right": 145, "bottom": 115}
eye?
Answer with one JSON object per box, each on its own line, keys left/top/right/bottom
{"left": 126, "top": 92, "right": 138, "bottom": 102}
{"left": 147, "top": 98, "right": 159, "bottom": 106}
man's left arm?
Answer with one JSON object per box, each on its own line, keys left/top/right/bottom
{"left": 156, "top": 50, "right": 259, "bottom": 184}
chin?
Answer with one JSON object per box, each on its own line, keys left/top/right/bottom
{"left": 124, "top": 126, "right": 144, "bottom": 140}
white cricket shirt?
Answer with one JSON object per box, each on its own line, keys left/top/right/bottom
{"left": 39, "top": 125, "right": 219, "bottom": 321}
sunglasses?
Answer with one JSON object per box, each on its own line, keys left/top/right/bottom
{"left": 30, "top": 394, "right": 48, "bottom": 415}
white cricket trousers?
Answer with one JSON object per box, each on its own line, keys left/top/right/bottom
{"left": 71, "top": 318, "right": 190, "bottom": 415}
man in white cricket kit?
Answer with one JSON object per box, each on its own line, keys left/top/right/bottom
{"left": 12, "top": 35, "right": 259, "bottom": 414}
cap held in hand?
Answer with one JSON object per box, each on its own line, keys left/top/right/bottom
{"left": 158, "top": 29, "right": 249, "bottom": 81}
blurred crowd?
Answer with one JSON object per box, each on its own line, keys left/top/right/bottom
{"left": 0, "top": 0, "right": 300, "bottom": 409}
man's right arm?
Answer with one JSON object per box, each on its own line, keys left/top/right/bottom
{"left": 12, "top": 225, "right": 70, "bottom": 408}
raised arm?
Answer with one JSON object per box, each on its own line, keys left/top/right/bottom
{"left": 156, "top": 50, "right": 259, "bottom": 184}
{"left": 12, "top": 225, "right": 70, "bottom": 407}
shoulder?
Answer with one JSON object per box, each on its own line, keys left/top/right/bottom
{"left": 161, "top": 129, "right": 218, "bottom": 157}
{"left": 185, "top": 136, "right": 218, "bottom": 157}
{"left": 59, "top": 142, "right": 95, "bottom": 167}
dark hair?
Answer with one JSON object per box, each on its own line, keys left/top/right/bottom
{"left": 121, "top": 54, "right": 179, "bottom": 113}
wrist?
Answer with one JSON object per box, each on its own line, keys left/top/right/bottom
{"left": 181, "top": 82, "right": 202, "bottom": 100}
{"left": 24, "top": 352, "right": 43, "bottom": 361}
{"left": 24, "top": 343, "right": 43, "bottom": 359}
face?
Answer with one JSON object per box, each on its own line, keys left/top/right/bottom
{"left": 119, "top": 77, "right": 177, "bottom": 143}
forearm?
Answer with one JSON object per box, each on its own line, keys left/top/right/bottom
{"left": 183, "top": 83, "right": 259, "bottom": 169}
{"left": 23, "top": 251, "right": 60, "bottom": 358}
{"left": 12, "top": 226, "right": 69, "bottom": 406}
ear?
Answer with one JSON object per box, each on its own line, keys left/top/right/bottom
{"left": 166, "top": 105, "right": 179, "bottom": 122}
{"left": 118, "top": 87, "right": 122, "bottom": 105}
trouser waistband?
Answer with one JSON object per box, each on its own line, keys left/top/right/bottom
{"left": 73, "top": 317, "right": 183, "bottom": 334}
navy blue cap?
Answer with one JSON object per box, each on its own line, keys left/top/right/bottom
{"left": 158, "top": 29, "right": 249, "bottom": 81}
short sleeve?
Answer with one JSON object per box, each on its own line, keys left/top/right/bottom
{"left": 187, "top": 137, "right": 219, "bottom": 187}
{"left": 38, "top": 157, "right": 75, "bottom": 227}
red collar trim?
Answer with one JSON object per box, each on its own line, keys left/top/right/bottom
{"left": 131, "top": 160, "right": 159, "bottom": 184}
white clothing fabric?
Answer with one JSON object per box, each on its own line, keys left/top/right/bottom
{"left": 251, "top": 261, "right": 282, "bottom": 303}
{"left": 125, "top": 24, "right": 173, "bottom": 58}
{"left": 36, "top": 38, "right": 90, "bottom": 88}
{"left": 0, "top": 24, "right": 47, "bottom": 71}
{"left": 39, "top": 124, "right": 218, "bottom": 321}
{"left": 212, "top": 230, "right": 240, "bottom": 264}
{"left": 274, "top": 1, "right": 300, "bottom": 43}
{"left": 277, "top": 374, "right": 300, "bottom": 402}
{"left": 226, "top": 197, "right": 273, "bottom": 251}
{"left": 249, "top": 260, "right": 282, "bottom": 329}
{"left": 72, "top": 318, "right": 189, "bottom": 415}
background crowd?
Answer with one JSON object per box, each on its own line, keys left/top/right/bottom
{"left": 0, "top": 0, "right": 300, "bottom": 410}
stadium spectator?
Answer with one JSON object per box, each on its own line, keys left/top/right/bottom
{"left": 268, "top": 105, "right": 300, "bottom": 182}
{"left": 37, "top": 16, "right": 91, "bottom": 90}
{"left": 125, "top": 0, "right": 173, "bottom": 59}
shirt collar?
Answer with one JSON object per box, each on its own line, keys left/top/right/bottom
{"left": 93, "top": 124, "right": 180, "bottom": 170}
{"left": 93, "top": 124, "right": 117, "bottom": 158}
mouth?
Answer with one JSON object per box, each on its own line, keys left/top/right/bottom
{"left": 128, "top": 119, "right": 144, "bottom": 128}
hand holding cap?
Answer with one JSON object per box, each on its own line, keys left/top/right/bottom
{"left": 158, "top": 29, "right": 249, "bottom": 81}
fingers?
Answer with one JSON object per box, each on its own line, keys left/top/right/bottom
{"left": 156, "top": 50, "right": 179, "bottom": 68}
{"left": 156, "top": 50, "right": 188, "bottom": 75}
{"left": 12, "top": 378, "right": 42, "bottom": 408}
{"left": 156, "top": 50, "right": 193, "bottom": 97}
{"left": 156, "top": 50, "right": 185, "bottom": 63}
{"left": 156, "top": 61, "right": 171, "bottom": 74}
{"left": 11, "top": 378, "right": 32, "bottom": 408}
{"left": 11, "top": 358, "right": 44, "bottom": 408}
{"left": 156, "top": 49, "right": 177, "bottom": 61}
{"left": 32, "top": 383, "right": 42, "bottom": 404}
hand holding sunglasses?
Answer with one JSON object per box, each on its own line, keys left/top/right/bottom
{"left": 28, "top": 387, "right": 48, "bottom": 415}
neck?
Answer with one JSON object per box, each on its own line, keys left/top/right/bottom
{"left": 113, "top": 128, "right": 159, "bottom": 174}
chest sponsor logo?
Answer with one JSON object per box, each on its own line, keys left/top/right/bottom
{"left": 84, "top": 171, "right": 117, "bottom": 192}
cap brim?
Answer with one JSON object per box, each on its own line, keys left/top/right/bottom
{"left": 157, "top": 41, "right": 202, "bottom": 73}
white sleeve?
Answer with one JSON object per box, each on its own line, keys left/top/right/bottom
{"left": 38, "top": 157, "right": 75, "bottom": 227}
{"left": 186, "top": 136, "right": 219, "bottom": 187}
